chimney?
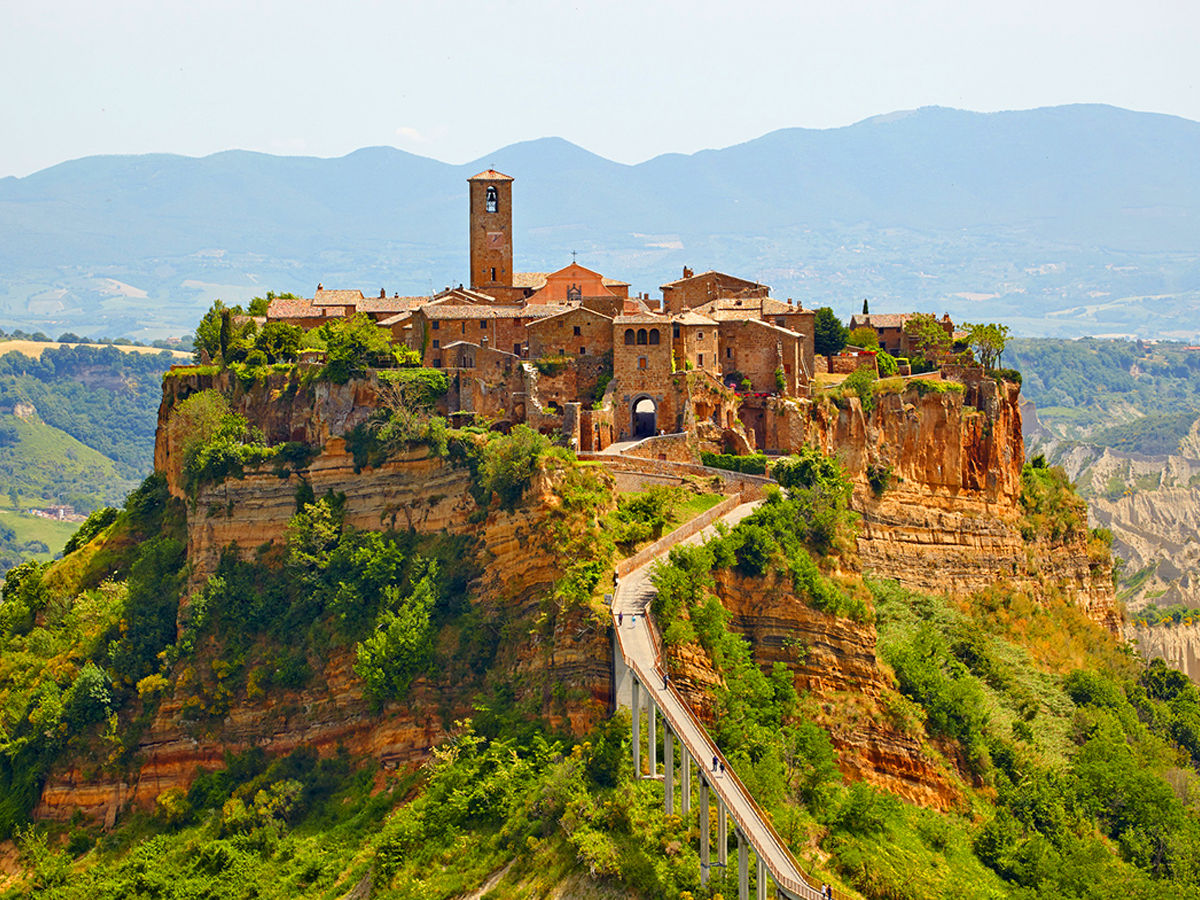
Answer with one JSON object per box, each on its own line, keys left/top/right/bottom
{"left": 380, "top": 288, "right": 386, "bottom": 298}
{"left": 682, "top": 266, "right": 693, "bottom": 279}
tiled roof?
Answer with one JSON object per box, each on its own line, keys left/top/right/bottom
{"left": 468, "top": 169, "right": 514, "bottom": 181}
{"left": 851, "top": 313, "right": 911, "bottom": 329}
{"left": 614, "top": 314, "right": 668, "bottom": 325}
{"left": 313, "top": 289, "right": 365, "bottom": 306}
{"left": 512, "top": 272, "right": 550, "bottom": 289}
{"left": 660, "top": 270, "right": 760, "bottom": 289}
{"left": 422, "top": 305, "right": 505, "bottom": 320}
{"left": 267, "top": 297, "right": 344, "bottom": 320}
{"left": 378, "top": 312, "right": 414, "bottom": 327}
{"left": 672, "top": 311, "right": 718, "bottom": 326}
{"left": 525, "top": 307, "right": 613, "bottom": 329}
{"left": 356, "top": 296, "right": 428, "bottom": 313}
{"left": 420, "top": 304, "right": 564, "bottom": 321}
{"left": 602, "top": 277, "right": 630, "bottom": 287}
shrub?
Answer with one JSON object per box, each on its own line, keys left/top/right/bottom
{"left": 63, "top": 507, "right": 119, "bottom": 555}
{"left": 700, "top": 452, "right": 767, "bottom": 475}
{"left": 867, "top": 463, "right": 892, "bottom": 497}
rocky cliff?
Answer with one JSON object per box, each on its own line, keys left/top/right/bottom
{"left": 36, "top": 372, "right": 614, "bottom": 825}
{"left": 666, "top": 568, "right": 964, "bottom": 811}
{"left": 765, "top": 377, "right": 1118, "bottom": 631}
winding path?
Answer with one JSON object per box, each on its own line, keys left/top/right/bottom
{"left": 612, "top": 499, "right": 831, "bottom": 900}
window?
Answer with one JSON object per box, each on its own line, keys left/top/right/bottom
{"left": 432, "top": 339, "right": 440, "bottom": 349}
{"left": 433, "top": 358, "right": 442, "bottom": 367}
{"left": 726, "top": 347, "right": 732, "bottom": 359}
{"left": 485, "top": 185, "right": 498, "bottom": 213}
{"left": 638, "top": 356, "right": 647, "bottom": 370}
{"left": 637, "top": 328, "right": 647, "bottom": 345}
{"left": 490, "top": 267, "right": 496, "bottom": 281}
{"left": 624, "top": 329, "right": 635, "bottom": 345}
{"left": 461, "top": 322, "right": 466, "bottom": 334}
{"left": 776, "top": 318, "right": 786, "bottom": 327}
{"left": 579, "top": 346, "right": 586, "bottom": 355}
{"left": 558, "top": 348, "right": 565, "bottom": 355}
{"left": 432, "top": 320, "right": 440, "bottom": 330}
{"left": 573, "top": 325, "right": 581, "bottom": 336}
{"left": 698, "top": 331, "right": 704, "bottom": 341}
{"left": 514, "top": 343, "right": 522, "bottom": 355}
{"left": 673, "top": 323, "right": 680, "bottom": 338}
{"left": 648, "top": 329, "right": 660, "bottom": 345}
{"left": 480, "top": 320, "right": 487, "bottom": 330}
{"left": 698, "top": 353, "right": 704, "bottom": 367}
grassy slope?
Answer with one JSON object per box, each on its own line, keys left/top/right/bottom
{"left": 0, "top": 510, "right": 77, "bottom": 558}
{"left": 0, "top": 414, "right": 136, "bottom": 510}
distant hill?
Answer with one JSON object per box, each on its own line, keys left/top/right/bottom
{"left": 2, "top": 104, "right": 1199, "bottom": 340}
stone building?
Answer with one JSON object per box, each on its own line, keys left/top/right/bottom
{"left": 660, "top": 268, "right": 769, "bottom": 314}
{"left": 263, "top": 169, "right": 819, "bottom": 458}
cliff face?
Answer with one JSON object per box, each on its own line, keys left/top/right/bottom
{"left": 667, "top": 568, "right": 963, "bottom": 810}
{"left": 38, "top": 374, "right": 613, "bottom": 825}
{"left": 764, "top": 378, "right": 1118, "bottom": 631}
{"left": 1130, "top": 622, "right": 1200, "bottom": 683}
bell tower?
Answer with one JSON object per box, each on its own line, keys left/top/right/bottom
{"left": 468, "top": 169, "right": 514, "bottom": 293}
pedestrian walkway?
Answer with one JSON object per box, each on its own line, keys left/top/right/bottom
{"left": 613, "top": 500, "right": 830, "bottom": 900}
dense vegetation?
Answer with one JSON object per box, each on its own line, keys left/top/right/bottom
{"left": 1009, "top": 338, "right": 1200, "bottom": 452}
{"left": 0, "top": 345, "right": 178, "bottom": 476}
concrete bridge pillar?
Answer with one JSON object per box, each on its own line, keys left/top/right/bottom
{"left": 718, "top": 797, "right": 728, "bottom": 868}
{"left": 648, "top": 702, "right": 657, "bottom": 775}
{"left": 756, "top": 854, "right": 767, "bottom": 900}
{"left": 699, "top": 779, "right": 710, "bottom": 886}
{"left": 681, "top": 747, "right": 691, "bottom": 817}
{"left": 738, "top": 830, "right": 749, "bottom": 900}
{"left": 664, "top": 728, "right": 674, "bottom": 814}
{"left": 631, "top": 679, "right": 641, "bottom": 777}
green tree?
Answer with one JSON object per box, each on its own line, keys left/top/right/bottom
{"left": 903, "top": 313, "right": 952, "bottom": 365}
{"left": 862, "top": 298, "right": 869, "bottom": 315}
{"left": 320, "top": 314, "right": 396, "bottom": 383}
{"left": 254, "top": 322, "right": 304, "bottom": 364}
{"left": 848, "top": 325, "right": 880, "bottom": 349}
{"left": 964, "top": 321, "right": 1010, "bottom": 370}
{"left": 813, "top": 307, "right": 848, "bottom": 357}
{"left": 192, "top": 300, "right": 229, "bottom": 363}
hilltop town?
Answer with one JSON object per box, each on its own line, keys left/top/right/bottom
{"left": 254, "top": 170, "right": 965, "bottom": 458}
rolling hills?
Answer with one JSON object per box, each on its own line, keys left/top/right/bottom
{"left": 2, "top": 104, "right": 1199, "bottom": 341}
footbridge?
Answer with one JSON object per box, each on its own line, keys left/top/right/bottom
{"left": 612, "top": 497, "right": 839, "bottom": 900}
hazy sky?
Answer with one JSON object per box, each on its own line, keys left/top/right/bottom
{"left": 3, "top": 0, "right": 1196, "bottom": 178}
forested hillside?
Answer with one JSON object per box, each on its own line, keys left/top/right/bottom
{"left": 0, "top": 344, "right": 177, "bottom": 570}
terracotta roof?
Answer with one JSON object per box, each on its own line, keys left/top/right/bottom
{"left": 431, "top": 286, "right": 498, "bottom": 304}
{"left": 850, "top": 313, "right": 911, "bottom": 329}
{"left": 659, "top": 269, "right": 761, "bottom": 289}
{"left": 602, "top": 277, "right": 630, "bottom": 287}
{"left": 512, "top": 272, "right": 549, "bottom": 289}
{"left": 313, "top": 289, "right": 366, "bottom": 306}
{"left": 692, "top": 296, "right": 805, "bottom": 321}
{"left": 421, "top": 304, "right": 563, "bottom": 321}
{"left": 468, "top": 169, "right": 514, "bottom": 181}
{"left": 356, "top": 296, "right": 428, "bottom": 313}
{"left": 378, "top": 312, "right": 414, "bottom": 327}
{"left": 267, "top": 297, "right": 345, "bottom": 320}
{"left": 614, "top": 314, "right": 668, "bottom": 325}
{"left": 672, "top": 311, "right": 718, "bottom": 326}
{"left": 422, "top": 305, "right": 505, "bottom": 320}
{"left": 525, "top": 307, "right": 613, "bottom": 330}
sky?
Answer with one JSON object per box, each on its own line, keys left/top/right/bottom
{"left": 2, "top": 0, "right": 1197, "bottom": 178}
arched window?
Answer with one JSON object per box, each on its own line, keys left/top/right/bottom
{"left": 485, "top": 186, "right": 498, "bottom": 213}
{"left": 624, "top": 329, "right": 635, "bottom": 345}
{"left": 648, "top": 329, "right": 660, "bottom": 345}
{"left": 637, "top": 329, "right": 648, "bottom": 345}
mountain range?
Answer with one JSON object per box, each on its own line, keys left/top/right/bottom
{"left": 2, "top": 103, "right": 1199, "bottom": 341}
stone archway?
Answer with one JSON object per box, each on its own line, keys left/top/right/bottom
{"left": 632, "top": 396, "right": 657, "bottom": 439}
